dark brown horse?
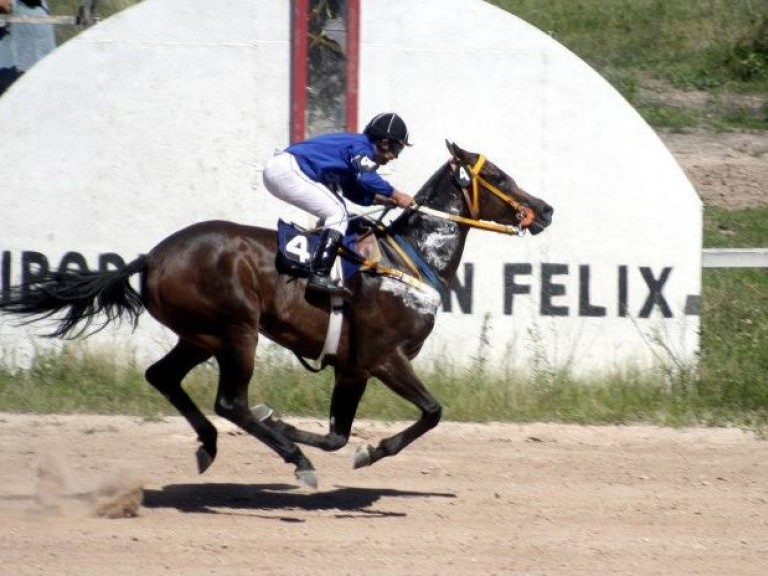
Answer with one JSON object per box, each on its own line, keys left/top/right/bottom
{"left": 0, "top": 142, "right": 552, "bottom": 488}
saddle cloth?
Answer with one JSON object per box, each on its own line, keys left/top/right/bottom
{"left": 276, "top": 218, "right": 440, "bottom": 293}
{"left": 276, "top": 219, "right": 379, "bottom": 280}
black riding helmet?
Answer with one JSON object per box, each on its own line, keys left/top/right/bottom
{"left": 363, "top": 113, "right": 412, "bottom": 157}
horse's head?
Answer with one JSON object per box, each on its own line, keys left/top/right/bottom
{"left": 445, "top": 141, "right": 553, "bottom": 235}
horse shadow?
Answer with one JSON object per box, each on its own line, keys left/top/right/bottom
{"left": 142, "top": 483, "right": 456, "bottom": 519}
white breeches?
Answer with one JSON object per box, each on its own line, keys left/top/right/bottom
{"left": 262, "top": 152, "right": 348, "bottom": 235}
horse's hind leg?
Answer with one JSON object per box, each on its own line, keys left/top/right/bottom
{"left": 261, "top": 369, "right": 368, "bottom": 451}
{"left": 145, "top": 339, "right": 217, "bottom": 472}
{"left": 354, "top": 353, "right": 441, "bottom": 469}
{"left": 213, "top": 335, "right": 318, "bottom": 488}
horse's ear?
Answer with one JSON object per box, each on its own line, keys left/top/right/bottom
{"left": 445, "top": 140, "right": 468, "bottom": 162}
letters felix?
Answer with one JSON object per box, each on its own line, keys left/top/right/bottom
{"left": 1, "top": 251, "right": 680, "bottom": 319}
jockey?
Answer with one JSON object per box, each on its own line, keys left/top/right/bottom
{"left": 263, "top": 112, "right": 415, "bottom": 297}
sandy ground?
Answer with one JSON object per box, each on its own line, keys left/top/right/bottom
{"left": 660, "top": 128, "right": 768, "bottom": 209}
{"left": 1, "top": 413, "right": 767, "bottom": 576}
{"left": 1, "top": 130, "right": 766, "bottom": 575}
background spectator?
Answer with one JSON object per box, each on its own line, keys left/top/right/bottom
{"left": 0, "top": 0, "right": 56, "bottom": 96}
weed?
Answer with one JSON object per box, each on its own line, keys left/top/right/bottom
{"left": 494, "top": 0, "right": 768, "bottom": 129}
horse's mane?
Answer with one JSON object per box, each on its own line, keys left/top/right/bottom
{"left": 387, "top": 161, "right": 451, "bottom": 234}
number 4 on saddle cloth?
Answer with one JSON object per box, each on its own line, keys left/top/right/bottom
{"left": 276, "top": 218, "right": 444, "bottom": 296}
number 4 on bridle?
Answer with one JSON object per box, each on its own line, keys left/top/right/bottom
{"left": 0, "top": 141, "right": 553, "bottom": 489}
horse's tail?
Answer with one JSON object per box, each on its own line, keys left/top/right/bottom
{"left": 0, "top": 256, "right": 148, "bottom": 339}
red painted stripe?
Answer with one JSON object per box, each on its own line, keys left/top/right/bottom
{"left": 290, "top": 0, "right": 309, "bottom": 143}
{"left": 345, "top": 0, "right": 360, "bottom": 132}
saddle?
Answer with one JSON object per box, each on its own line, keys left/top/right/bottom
{"left": 276, "top": 218, "right": 443, "bottom": 295}
{"left": 277, "top": 217, "right": 444, "bottom": 371}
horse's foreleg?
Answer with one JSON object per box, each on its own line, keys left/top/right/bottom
{"left": 145, "top": 340, "right": 217, "bottom": 472}
{"left": 214, "top": 339, "right": 318, "bottom": 489}
{"left": 354, "top": 353, "right": 441, "bottom": 469}
{"left": 260, "top": 369, "right": 368, "bottom": 451}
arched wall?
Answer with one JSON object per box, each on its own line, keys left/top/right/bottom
{"left": 0, "top": 0, "right": 701, "bottom": 374}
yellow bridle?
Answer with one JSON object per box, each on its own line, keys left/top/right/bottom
{"left": 414, "top": 155, "right": 533, "bottom": 235}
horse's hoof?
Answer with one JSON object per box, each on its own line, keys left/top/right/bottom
{"left": 353, "top": 445, "right": 373, "bottom": 469}
{"left": 196, "top": 445, "right": 215, "bottom": 474}
{"left": 251, "top": 403, "right": 274, "bottom": 422}
{"left": 295, "top": 469, "right": 318, "bottom": 490}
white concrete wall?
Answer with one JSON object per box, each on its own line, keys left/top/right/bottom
{"left": 0, "top": 0, "right": 701, "bottom": 375}
{"left": 360, "top": 0, "right": 702, "bottom": 374}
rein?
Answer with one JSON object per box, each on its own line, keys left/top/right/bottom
{"left": 413, "top": 154, "right": 533, "bottom": 236}
{"left": 326, "top": 151, "right": 536, "bottom": 296}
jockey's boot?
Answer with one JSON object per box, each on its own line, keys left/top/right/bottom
{"left": 307, "top": 229, "right": 350, "bottom": 298}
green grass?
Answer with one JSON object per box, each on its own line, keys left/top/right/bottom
{"left": 699, "top": 207, "right": 768, "bottom": 429}
{"left": 495, "top": 0, "right": 768, "bottom": 73}
{"left": 493, "top": 0, "right": 768, "bottom": 129}
{"left": 1, "top": 332, "right": 765, "bottom": 434}
{"left": 705, "top": 206, "right": 768, "bottom": 247}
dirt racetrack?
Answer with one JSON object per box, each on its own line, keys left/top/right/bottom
{"left": 1, "top": 413, "right": 767, "bottom": 575}
{"left": 660, "top": 128, "right": 768, "bottom": 209}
